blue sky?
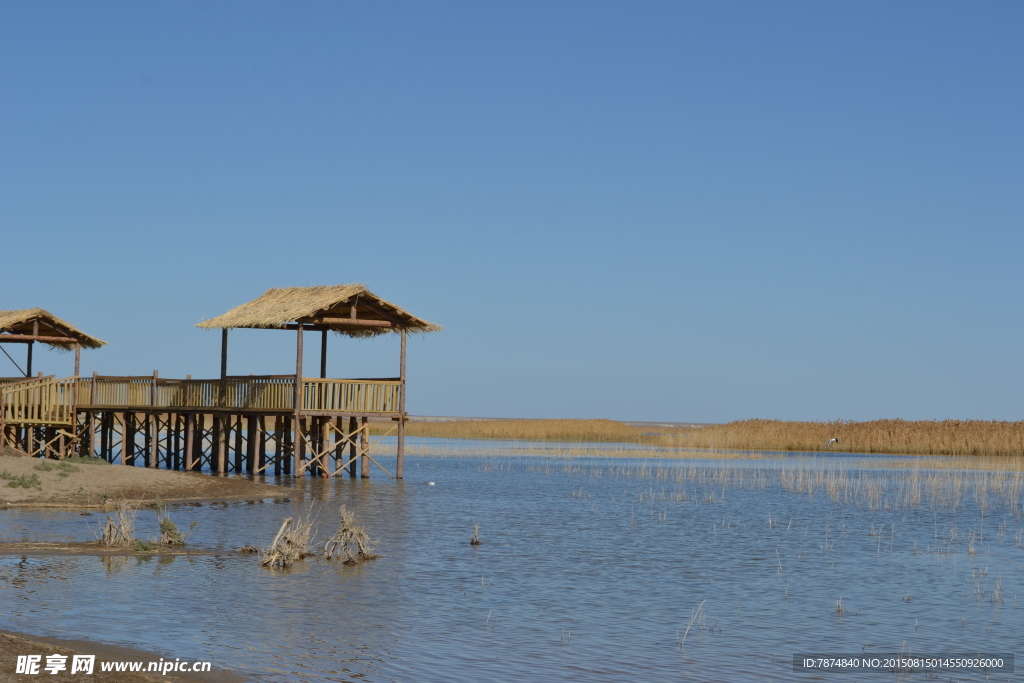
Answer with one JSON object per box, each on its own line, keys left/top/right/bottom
{"left": 1, "top": 2, "right": 1021, "bottom": 422}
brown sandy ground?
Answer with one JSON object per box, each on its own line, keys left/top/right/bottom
{"left": 0, "top": 542, "right": 243, "bottom": 557}
{"left": 0, "top": 630, "right": 248, "bottom": 682}
{"left": 0, "top": 449, "right": 289, "bottom": 508}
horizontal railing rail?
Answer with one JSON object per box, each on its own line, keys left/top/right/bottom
{"left": 73, "top": 376, "right": 402, "bottom": 414}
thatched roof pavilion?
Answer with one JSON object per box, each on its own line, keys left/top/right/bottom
{"left": 196, "top": 284, "right": 441, "bottom": 337}
{"left": 196, "top": 283, "right": 439, "bottom": 384}
{"left": 193, "top": 284, "right": 439, "bottom": 479}
{"left": 0, "top": 309, "right": 106, "bottom": 350}
{"left": 0, "top": 308, "right": 106, "bottom": 377}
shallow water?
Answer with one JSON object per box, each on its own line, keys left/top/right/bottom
{"left": 2, "top": 446, "right": 1022, "bottom": 682}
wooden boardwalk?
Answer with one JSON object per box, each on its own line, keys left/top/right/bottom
{"left": 1, "top": 374, "right": 404, "bottom": 478}
{"left": 0, "top": 285, "right": 441, "bottom": 480}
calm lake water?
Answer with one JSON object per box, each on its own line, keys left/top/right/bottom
{"left": 2, "top": 440, "right": 1022, "bottom": 682}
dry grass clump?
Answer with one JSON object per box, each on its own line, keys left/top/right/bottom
{"left": 470, "top": 523, "right": 482, "bottom": 545}
{"left": 324, "top": 506, "right": 378, "bottom": 564}
{"left": 154, "top": 500, "right": 196, "bottom": 546}
{"left": 100, "top": 501, "right": 139, "bottom": 547}
{"left": 260, "top": 515, "right": 316, "bottom": 569}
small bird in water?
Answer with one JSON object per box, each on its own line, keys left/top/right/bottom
{"left": 426, "top": 481, "right": 435, "bottom": 486}
{"left": 825, "top": 437, "right": 839, "bottom": 447}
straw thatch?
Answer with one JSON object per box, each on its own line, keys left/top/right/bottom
{"left": 0, "top": 308, "right": 106, "bottom": 350}
{"left": 196, "top": 284, "right": 441, "bottom": 337}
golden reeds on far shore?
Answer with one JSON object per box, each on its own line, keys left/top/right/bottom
{"left": 390, "top": 417, "right": 1024, "bottom": 457}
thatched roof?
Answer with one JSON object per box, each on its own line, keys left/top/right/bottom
{"left": 0, "top": 308, "right": 107, "bottom": 350}
{"left": 196, "top": 284, "right": 441, "bottom": 337}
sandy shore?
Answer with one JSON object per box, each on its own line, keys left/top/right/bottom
{"left": 0, "top": 449, "right": 289, "bottom": 508}
{"left": 1, "top": 630, "right": 248, "bottom": 682}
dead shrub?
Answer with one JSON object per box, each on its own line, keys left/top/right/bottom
{"left": 260, "top": 515, "right": 315, "bottom": 569}
{"left": 323, "top": 505, "right": 379, "bottom": 564}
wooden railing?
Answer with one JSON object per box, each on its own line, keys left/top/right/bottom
{"left": 0, "top": 376, "right": 76, "bottom": 426}
{"left": 302, "top": 378, "right": 401, "bottom": 413}
{"left": 73, "top": 375, "right": 402, "bottom": 414}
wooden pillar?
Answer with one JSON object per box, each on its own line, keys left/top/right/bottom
{"left": 282, "top": 416, "right": 292, "bottom": 475}
{"left": 293, "top": 326, "right": 304, "bottom": 475}
{"left": 334, "top": 416, "right": 344, "bottom": 473}
{"left": 184, "top": 414, "right": 194, "bottom": 472}
{"left": 320, "top": 329, "right": 327, "bottom": 378}
{"left": 246, "top": 415, "right": 257, "bottom": 473}
{"left": 171, "top": 414, "right": 180, "bottom": 470}
{"left": 25, "top": 341, "right": 33, "bottom": 378}
{"left": 73, "top": 344, "right": 80, "bottom": 378}
{"left": 125, "top": 412, "right": 135, "bottom": 466}
{"left": 272, "top": 416, "right": 282, "bottom": 475}
{"left": 256, "top": 415, "right": 266, "bottom": 474}
{"left": 397, "top": 327, "right": 407, "bottom": 480}
{"left": 100, "top": 413, "right": 110, "bottom": 463}
{"left": 298, "top": 417, "right": 309, "bottom": 475}
{"left": 348, "top": 416, "right": 357, "bottom": 477}
{"left": 216, "top": 415, "right": 227, "bottom": 474}
{"left": 220, "top": 329, "right": 228, "bottom": 379}
{"left": 233, "top": 415, "right": 243, "bottom": 473}
{"left": 147, "top": 414, "right": 157, "bottom": 468}
{"left": 360, "top": 416, "right": 369, "bottom": 479}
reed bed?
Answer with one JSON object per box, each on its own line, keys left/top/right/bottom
{"left": 388, "top": 418, "right": 1024, "bottom": 457}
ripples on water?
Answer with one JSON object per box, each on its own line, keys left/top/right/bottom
{"left": 1, "top": 444, "right": 1022, "bottom": 682}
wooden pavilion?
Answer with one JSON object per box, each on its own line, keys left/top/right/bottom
{"left": 195, "top": 284, "right": 440, "bottom": 479}
{"left": 0, "top": 286, "right": 439, "bottom": 478}
{"left": 0, "top": 309, "right": 106, "bottom": 457}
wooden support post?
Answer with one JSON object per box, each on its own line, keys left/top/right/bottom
{"left": 246, "top": 415, "right": 257, "bottom": 474}
{"left": 148, "top": 414, "right": 157, "bottom": 468}
{"left": 348, "top": 416, "right": 357, "bottom": 477}
{"left": 282, "top": 416, "right": 292, "bottom": 475}
{"left": 256, "top": 415, "right": 266, "bottom": 474}
{"left": 320, "top": 329, "right": 327, "bottom": 379}
{"left": 360, "top": 416, "right": 369, "bottom": 479}
{"left": 398, "top": 327, "right": 407, "bottom": 480}
{"left": 233, "top": 415, "right": 243, "bottom": 473}
{"left": 298, "top": 417, "right": 308, "bottom": 475}
{"left": 274, "top": 417, "right": 282, "bottom": 475}
{"left": 334, "top": 417, "right": 343, "bottom": 473}
{"left": 184, "top": 414, "right": 194, "bottom": 471}
{"left": 220, "top": 329, "right": 228, "bottom": 379}
{"left": 293, "top": 326, "right": 304, "bottom": 476}
{"left": 216, "top": 415, "right": 226, "bottom": 474}
{"left": 100, "top": 413, "right": 109, "bottom": 463}
{"left": 74, "top": 344, "right": 80, "bottom": 378}
{"left": 125, "top": 412, "right": 135, "bottom": 466}
{"left": 171, "top": 414, "right": 180, "bottom": 470}
{"left": 87, "top": 411, "right": 96, "bottom": 458}
{"left": 25, "top": 341, "right": 32, "bottom": 378}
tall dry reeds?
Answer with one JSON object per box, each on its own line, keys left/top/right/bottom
{"left": 655, "top": 419, "right": 1024, "bottom": 457}
{"left": 390, "top": 417, "right": 1024, "bottom": 457}
{"left": 391, "top": 419, "right": 653, "bottom": 444}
